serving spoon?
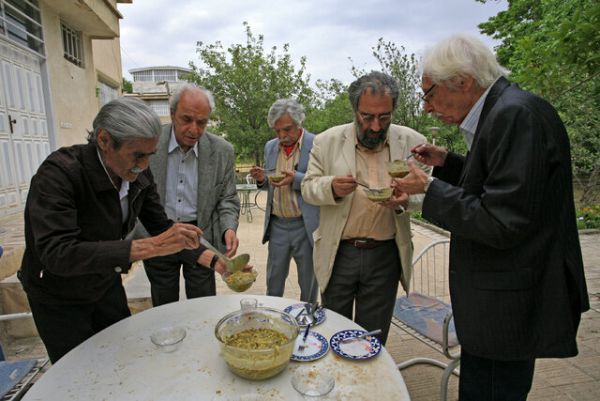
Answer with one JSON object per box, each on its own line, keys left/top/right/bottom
{"left": 199, "top": 236, "right": 249, "bottom": 273}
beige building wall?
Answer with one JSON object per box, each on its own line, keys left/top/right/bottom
{"left": 39, "top": 0, "right": 125, "bottom": 147}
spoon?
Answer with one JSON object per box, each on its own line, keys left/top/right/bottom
{"left": 340, "top": 329, "right": 382, "bottom": 343}
{"left": 199, "top": 236, "right": 249, "bottom": 273}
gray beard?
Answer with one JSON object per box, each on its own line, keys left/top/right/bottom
{"left": 357, "top": 127, "right": 388, "bottom": 149}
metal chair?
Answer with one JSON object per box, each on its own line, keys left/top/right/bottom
{"left": 392, "top": 239, "right": 460, "bottom": 401}
{"left": 0, "top": 313, "right": 48, "bottom": 401}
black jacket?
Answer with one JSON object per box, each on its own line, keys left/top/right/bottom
{"left": 19, "top": 142, "right": 202, "bottom": 304}
{"left": 423, "top": 77, "right": 589, "bottom": 360}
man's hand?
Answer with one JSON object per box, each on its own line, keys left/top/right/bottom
{"left": 271, "top": 170, "right": 294, "bottom": 187}
{"left": 411, "top": 143, "right": 448, "bottom": 167}
{"left": 249, "top": 166, "right": 266, "bottom": 183}
{"left": 223, "top": 229, "right": 239, "bottom": 257}
{"left": 392, "top": 160, "right": 430, "bottom": 195}
{"left": 331, "top": 175, "right": 358, "bottom": 198}
{"left": 130, "top": 223, "right": 203, "bottom": 262}
{"left": 379, "top": 191, "right": 409, "bottom": 211}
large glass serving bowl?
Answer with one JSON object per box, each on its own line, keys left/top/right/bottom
{"left": 215, "top": 307, "right": 299, "bottom": 380}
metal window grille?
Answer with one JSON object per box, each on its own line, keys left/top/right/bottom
{"left": 146, "top": 99, "right": 170, "bottom": 116}
{"left": 0, "top": 0, "right": 44, "bottom": 55}
{"left": 61, "top": 21, "right": 83, "bottom": 67}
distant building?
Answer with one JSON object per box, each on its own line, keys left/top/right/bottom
{"left": 0, "top": 0, "right": 131, "bottom": 216}
{"left": 127, "top": 66, "right": 192, "bottom": 123}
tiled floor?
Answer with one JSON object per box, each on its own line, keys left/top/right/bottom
{"left": 1, "top": 191, "right": 599, "bottom": 400}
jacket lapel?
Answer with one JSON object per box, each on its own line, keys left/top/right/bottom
{"left": 196, "top": 133, "right": 214, "bottom": 225}
{"left": 341, "top": 125, "right": 356, "bottom": 176}
{"left": 458, "top": 77, "right": 511, "bottom": 185}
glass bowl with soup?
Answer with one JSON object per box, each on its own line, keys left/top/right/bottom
{"left": 215, "top": 307, "right": 299, "bottom": 380}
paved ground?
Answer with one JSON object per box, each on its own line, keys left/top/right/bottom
{"left": 1, "top": 190, "right": 599, "bottom": 400}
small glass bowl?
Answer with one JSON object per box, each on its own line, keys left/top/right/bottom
{"left": 150, "top": 326, "right": 186, "bottom": 353}
{"left": 291, "top": 366, "right": 335, "bottom": 398}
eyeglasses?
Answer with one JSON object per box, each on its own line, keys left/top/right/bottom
{"left": 357, "top": 112, "right": 392, "bottom": 125}
{"left": 420, "top": 84, "right": 437, "bottom": 103}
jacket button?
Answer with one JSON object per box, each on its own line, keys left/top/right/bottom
{"left": 114, "top": 266, "right": 122, "bottom": 273}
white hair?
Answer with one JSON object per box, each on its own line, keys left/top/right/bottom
{"left": 422, "top": 34, "right": 509, "bottom": 88}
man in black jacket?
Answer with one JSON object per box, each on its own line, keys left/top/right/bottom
{"left": 19, "top": 98, "right": 233, "bottom": 363}
{"left": 394, "top": 34, "right": 589, "bottom": 400}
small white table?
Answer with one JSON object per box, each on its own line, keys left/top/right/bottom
{"left": 23, "top": 295, "right": 410, "bottom": 400}
{"left": 236, "top": 183, "right": 258, "bottom": 222}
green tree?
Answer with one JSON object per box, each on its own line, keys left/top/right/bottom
{"left": 187, "top": 22, "right": 314, "bottom": 165}
{"left": 477, "top": 0, "right": 600, "bottom": 204}
{"left": 122, "top": 78, "right": 133, "bottom": 94}
{"left": 305, "top": 78, "right": 353, "bottom": 134}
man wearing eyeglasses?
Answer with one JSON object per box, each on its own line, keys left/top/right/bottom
{"left": 301, "top": 71, "right": 429, "bottom": 344}
{"left": 394, "top": 34, "right": 589, "bottom": 400}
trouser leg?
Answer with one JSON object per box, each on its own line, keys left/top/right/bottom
{"left": 354, "top": 241, "right": 400, "bottom": 345}
{"left": 321, "top": 243, "right": 360, "bottom": 321}
{"left": 27, "top": 276, "right": 130, "bottom": 363}
{"left": 459, "top": 348, "right": 535, "bottom": 401}
{"left": 143, "top": 253, "right": 182, "bottom": 306}
{"left": 291, "top": 228, "right": 318, "bottom": 303}
{"left": 266, "top": 217, "right": 293, "bottom": 297}
{"left": 182, "top": 261, "right": 216, "bottom": 298}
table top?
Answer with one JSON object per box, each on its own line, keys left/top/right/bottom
{"left": 23, "top": 295, "right": 410, "bottom": 401}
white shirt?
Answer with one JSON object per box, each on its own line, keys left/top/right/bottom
{"left": 96, "top": 149, "right": 130, "bottom": 223}
{"left": 164, "top": 128, "right": 199, "bottom": 222}
{"left": 459, "top": 77, "right": 500, "bottom": 150}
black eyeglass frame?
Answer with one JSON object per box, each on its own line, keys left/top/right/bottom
{"left": 420, "top": 84, "right": 437, "bottom": 103}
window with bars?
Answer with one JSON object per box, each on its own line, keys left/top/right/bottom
{"left": 146, "top": 99, "right": 170, "bottom": 117}
{"left": 61, "top": 21, "right": 83, "bottom": 67}
{"left": 0, "top": 0, "right": 44, "bottom": 54}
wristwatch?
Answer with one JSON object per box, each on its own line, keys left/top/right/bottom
{"left": 424, "top": 176, "right": 435, "bottom": 193}
{"left": 209, "top": 254, "right": 219, "bottom": 271}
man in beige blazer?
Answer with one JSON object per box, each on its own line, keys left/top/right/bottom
{"left": 301, "top": 72, "right": 428, "bottom": 344}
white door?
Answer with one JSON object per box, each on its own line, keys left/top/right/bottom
{"left": 0, "top": 39, "right": 50, "bottom": 216}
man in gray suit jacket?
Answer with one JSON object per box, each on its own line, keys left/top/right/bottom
{"left": 395, "top": 35, "right": 589, "bottom": 400}
{"left": 142, "top": 84, "right": 240, "bottom": 305}
{"left": 250, "top": 99, "right": 318, "bottom": 303}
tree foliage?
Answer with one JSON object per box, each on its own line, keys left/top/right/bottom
{"left": 477, "top": 0, "right": 600, "bottom": 204}
{"left": 187, "top": 22, "right": 314, "bottom": 164}
{"left": 305, "top": 78, "right": 353, "bottom": 134}
{"left": 122, "top": 78, "right": 133, "bottom": 94}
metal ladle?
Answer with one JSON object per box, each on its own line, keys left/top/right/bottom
{"left": 199, "top": 237, "right": 249, "bottom": 273}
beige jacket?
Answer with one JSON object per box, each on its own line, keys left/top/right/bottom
{"left": 301, "top": 123, "right": 429, "bottom": 292}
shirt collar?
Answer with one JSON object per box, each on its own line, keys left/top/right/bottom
{"left": 459, "top": 77, "right": 500, "bottom": 149}
{"left": 168, "top": 126, "right": 198, "bottom": 156}
{"left": 96, "top": 148, "right": 129, "bottom": 197}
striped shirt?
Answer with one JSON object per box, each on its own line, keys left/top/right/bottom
{"left": 271, "top": 132, "right": 303, "bottom": 218}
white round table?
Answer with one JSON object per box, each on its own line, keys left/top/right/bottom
{"left": 23, "top": 295, "right": 410, "bottom": 400}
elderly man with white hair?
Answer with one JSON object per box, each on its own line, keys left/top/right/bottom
{"left": 394, "top": 34, "right": 589, "bottom": 400}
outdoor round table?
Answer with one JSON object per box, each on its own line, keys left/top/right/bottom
{"left": 22, "top": 295, "right": 411, "bottom": 400}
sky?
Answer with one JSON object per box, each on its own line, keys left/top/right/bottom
{"left": 118, "top": 0, "right": 508, "bottom": 86}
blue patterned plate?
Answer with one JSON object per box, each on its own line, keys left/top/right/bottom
{"left": 284, "top": 303, "right": 326, "bottom": 327}
{"left": 291, "top": 331, "right": 329, "bottom": 362}
{"left": 329, "top": 329, "right": 382, "bottom": 360}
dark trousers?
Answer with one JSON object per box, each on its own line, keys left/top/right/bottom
{"left": 27, "top": 276, "right": 131, "bottom": 363}
{"left": 321, "top": 240, "right": 401, "bottom": 344}
{"left": 144, "top": 251, "right": 215, "bottom": 306}
{"left": 459, "top": 349, "right": 536, "bottom": 401}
